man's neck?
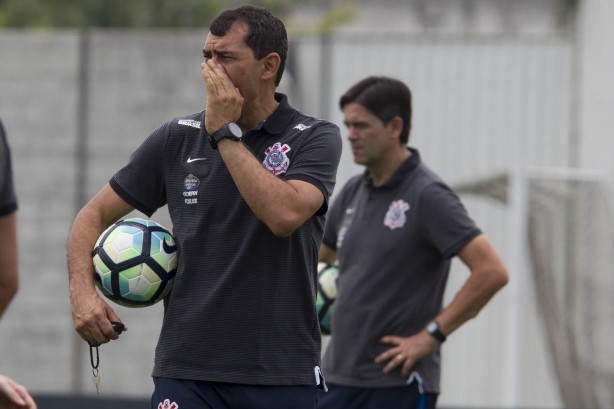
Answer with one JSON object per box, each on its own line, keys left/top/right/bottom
{"left": 239, "top": 93, "right": 280, "bottom": 132}
{"left": 369, "top": 147, "right": 411, "bottom": 186}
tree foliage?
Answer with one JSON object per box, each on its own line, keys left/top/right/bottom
{"left": 0, "top": 0, "right": 305, "bottom": 28}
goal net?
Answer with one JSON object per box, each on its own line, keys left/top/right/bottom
{"left": 454, "top": 169, "right": 614, "bottom": 409}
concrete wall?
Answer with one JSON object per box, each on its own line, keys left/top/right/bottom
{"left": 0, "top": 27, "right": 575, "bottom": 407}
{"left": 577, "top": 0, "right": 614, "bottom": 178}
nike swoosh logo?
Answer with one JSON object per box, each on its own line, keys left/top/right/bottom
{"left": 187, "top": 157, "right": 207, "bottom": 163}
{"left": 162, "top": 238, "right": 177, "bottom": 254}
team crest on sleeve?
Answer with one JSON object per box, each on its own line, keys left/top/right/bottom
{"left": 263, "top": 142, "right": 291, "bottom": 175}
{"left": 384, "top": 200, "right": 410, "bottom": 230}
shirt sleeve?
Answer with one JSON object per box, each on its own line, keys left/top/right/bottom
{"left": 283, "top": 121, "right": 342, "bottom": 215}
{"left": 110, "top": 122, "right": 170, "bottom": 217}
{"left": 418, "top": 182, "right": 482, "bottom": 258}
{"left": 321, "top": 178, "right": 357, "bottom": 251}
{"left": 322, "top": 199, "right": 341, "bottom": 251}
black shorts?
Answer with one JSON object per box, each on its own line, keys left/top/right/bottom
{"left": 151, "top": 377, "right": 318, "bottom": 409}
{"left": 317, "top": 381, "right": 438, "bottom": 409}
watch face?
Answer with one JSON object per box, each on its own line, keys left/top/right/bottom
{"left": 228, "top": 122, "right": 242, "bottom": 138}
{"left": 427, "top": 322, "right": 438, "bottom": 332}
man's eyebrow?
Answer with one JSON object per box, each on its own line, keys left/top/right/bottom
{"left": 344, "top": 120, "right": 369, "bottom": 127}
{"left": 202, "top": 48, "right": 234, "bottom": 58}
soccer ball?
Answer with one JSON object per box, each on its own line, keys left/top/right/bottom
{"left": 92, "top": 218, "right": 178, "bottom": 308}
{"left": 316, "top": 262, "right": 339, "bottom": 335}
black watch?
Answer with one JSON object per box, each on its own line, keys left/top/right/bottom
{"left": 209, "top": 122, "right": 243, "bottom": 149}
{"left": 426, "top": 320, "right": 447, "bottom": 343}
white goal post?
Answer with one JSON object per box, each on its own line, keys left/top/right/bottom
{"left": 453, "top": 168, "right": 614, "bottom": 409}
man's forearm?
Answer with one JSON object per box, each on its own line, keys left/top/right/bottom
{"left": 217, "top": 140, "right": 322, "bottom": 237}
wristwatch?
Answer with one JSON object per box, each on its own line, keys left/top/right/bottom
{"left": 426, "top": 320, "right": 447, "bottom": 343}
{"left": 209, "top": 122, "right": 243, "bottom": 149}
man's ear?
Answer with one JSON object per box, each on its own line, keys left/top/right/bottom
{"left": 389, "top": 116, "right": 404, "bottom": 140}
{"left": 261, "top": 52, "right": 281, "bottom": 81}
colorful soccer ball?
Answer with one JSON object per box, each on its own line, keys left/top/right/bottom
{"left": 92, "top": 218, "right": 178, "bottom": 308}
{"left": 316, "top": 262, "right": 339, "bottom": 335}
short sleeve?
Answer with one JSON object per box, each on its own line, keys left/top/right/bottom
{"left": 110, "top": 122, "right": 170, "bottom": 216}
{"left": 283, "top": 121, "right": 342, "bottom": 215}
{"left": 418, "top": 182, "right": 481, "bottom": 258}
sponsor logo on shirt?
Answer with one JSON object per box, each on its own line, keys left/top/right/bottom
{"left": 186, "top": 156, "right": 206, "bottom": 163}
{"left": 337, "top": 226, "right": 348, "bottom": 249}
{"left": 178, "top": 119, "right": 201, "bottom": 129}
{"left": 294, "top": 123, "right": 312, "bottom": 131}
{"left": 383, "top": 200, "right": 410, "bottom": 230}
{"left": 183, "top": 174, "right": 199, "bottom": 205}
{"left": 263, "top": 142, "right": 291, "bottom": 175}
{"left": 337, "top": 207, "right": 355, "bottom": 249}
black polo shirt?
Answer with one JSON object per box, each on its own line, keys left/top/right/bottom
{"left": 111, "top": 93, "right": 342, "bottom": 386}
{"left": 321, "top": 148, "right": 481, "bottom": 392}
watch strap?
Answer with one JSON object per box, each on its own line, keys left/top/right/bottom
{"left": 209, "top": 123, "right": 242, "bottom": 149}
{"left": 426, "top": 320, "right": 447, "bottom": 343}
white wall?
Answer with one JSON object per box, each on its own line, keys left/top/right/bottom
{"left": 577, "top": 0, "right": 614, "bottom": 178}
{"left": 3, "top": 1, "right": 609, "bottom": 405}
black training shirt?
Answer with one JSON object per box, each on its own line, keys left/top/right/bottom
{"left": 111, "top": 93, "right": 342, "bottom": 386}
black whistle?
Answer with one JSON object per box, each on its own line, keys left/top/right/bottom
{"left": 111, "top": 321, "right": 126, "bottom": 334}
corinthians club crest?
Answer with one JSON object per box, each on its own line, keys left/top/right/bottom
{"left": 158, "top": 399, "right": 178, "bottom": 409}
{"left": 263, "top": 142, "right": 291, "bottom": 175}
{"left": 384, "top": 199, "right": 410, "bottom": 230}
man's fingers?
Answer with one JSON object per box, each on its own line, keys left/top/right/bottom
{"left": 401, "top": 360, "right": 414, "bottom": 377}
{"left": 379, "top": 335, "right": 402, "bottom": 345}
{"left": 381, "top": 352, "right": 404, "bottom": 374}
{"left": 202, "top": 61, "right": 230, "bottom": 94}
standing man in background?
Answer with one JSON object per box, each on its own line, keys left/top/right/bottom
{"left": 318, "top": 76, "right": 508, "bottom": 409}
{"left": 67, "top": 5, "right": 342, "bottom": 409}
{"left": 0, "top": 119, "right": 37, "bottom": 409}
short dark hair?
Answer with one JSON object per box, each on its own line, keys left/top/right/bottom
{"left": 339, "top": 76, "right": 412, "bottom": 144}
{"left": 210, "top": 5, "right": 288, "bottom": 86}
